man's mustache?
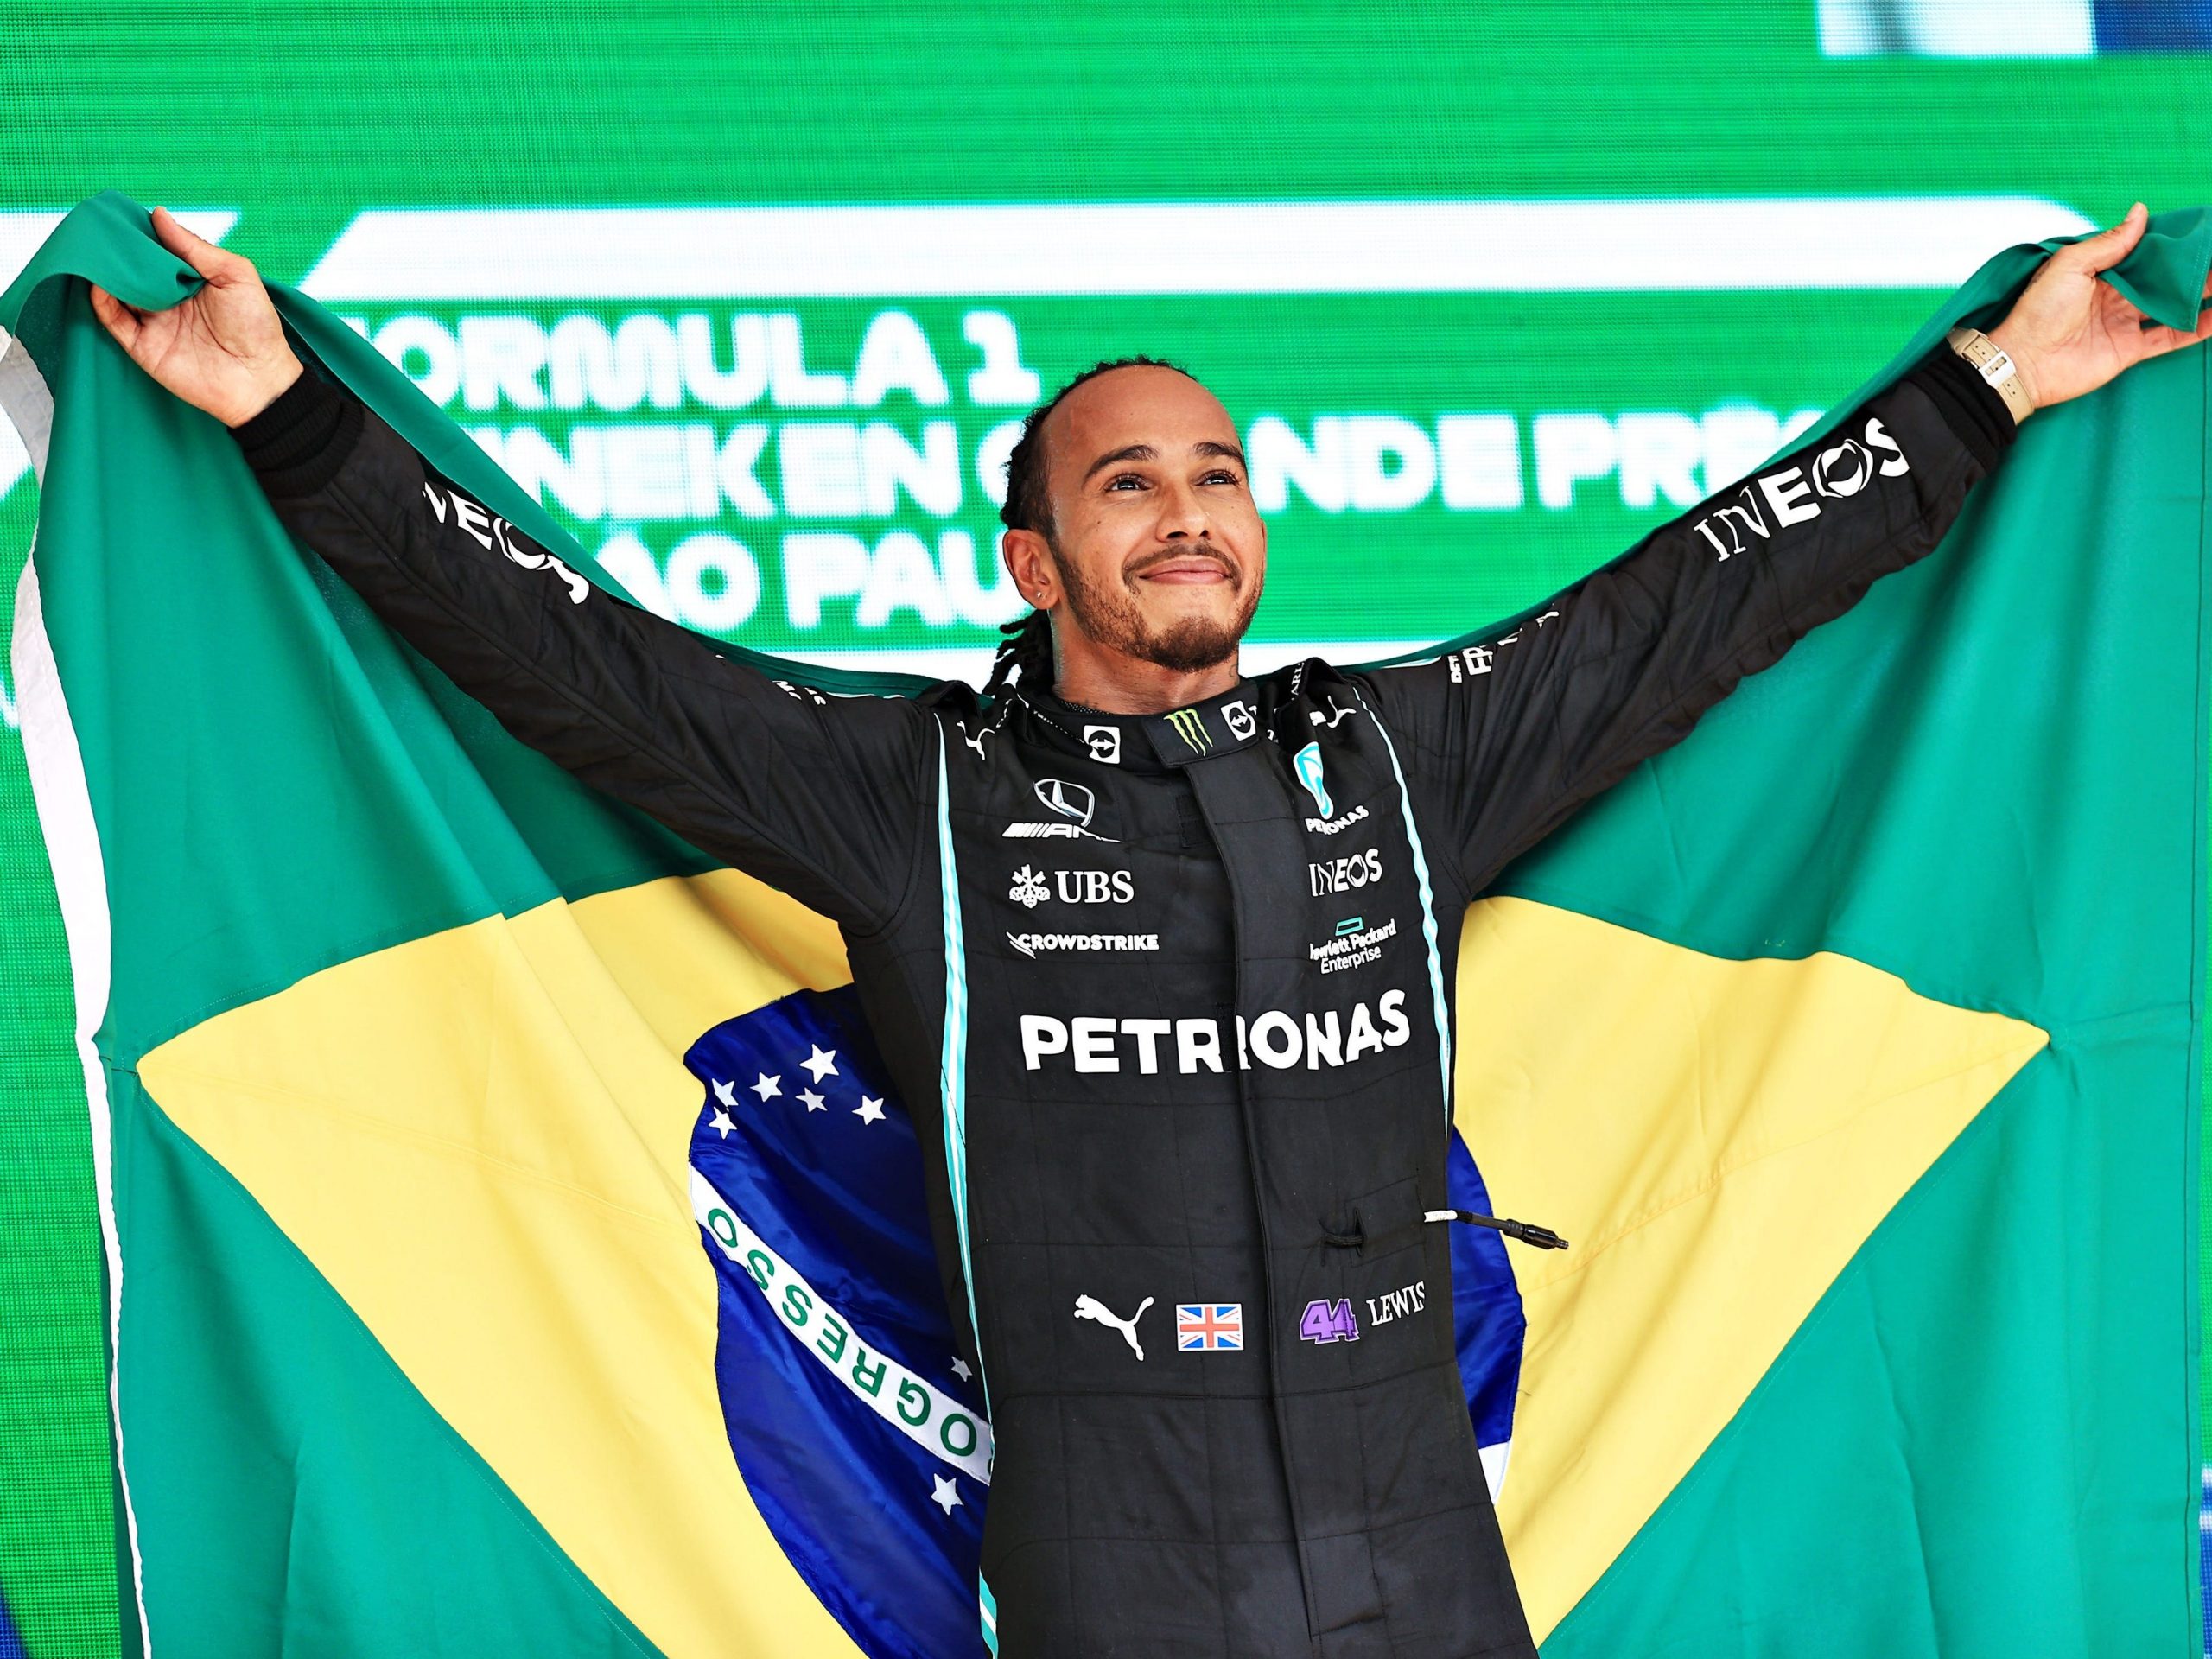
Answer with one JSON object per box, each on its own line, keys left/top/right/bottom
{"left": 1122, "top": 548, "right": 1240, "bottom": 585}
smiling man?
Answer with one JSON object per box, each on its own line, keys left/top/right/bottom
{"left": 96, "top": 203, "right": 2210, "bottom": 1657}
{"left": 995, "top": 359, "right": 1268, "bottom": 706}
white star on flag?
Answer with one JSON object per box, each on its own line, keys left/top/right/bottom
{"left": 709, "top": 1109, "right": 735, "bottom": 1139}
{"left": 855, "top": 1095, "right": 887, "bottom": 1125}
{"left": 711, "top": 1078, "right": 737, "bottom": 1109}
{"left": 751, "top": 1073, "right": 782, "bottom": 1103}
{"left": 931, "top": 1474, "right": 962, "bottom": 1516}
{"left": 799, "top": 1089, "right": 827, "bottom": 1113}
{"left": 951, "top": 1357, "right": 972, "bottom": 1382}
{"left": 802, "top": 1046, "right": 839, "bottom": 1083}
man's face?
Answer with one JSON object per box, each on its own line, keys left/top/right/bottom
{"left": 1030, "top": 365, "right": 1267, "bottom": 674}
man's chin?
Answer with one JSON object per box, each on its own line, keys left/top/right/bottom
{"left": 1059, "top": 572, "right": 1262, "bottom": 678}
{"left": 1132, "top": 613, "right": 1248, "bottom": 675}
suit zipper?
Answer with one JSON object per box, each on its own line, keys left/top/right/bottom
{"left": 1196, "top": 767, "right": 1326, "bottom": 1649}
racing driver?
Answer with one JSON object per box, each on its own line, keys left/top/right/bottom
{"left": 96, "top": 201, "right": 2211, "bottom": 1657}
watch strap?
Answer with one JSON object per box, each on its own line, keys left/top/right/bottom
{"left": 1944, "top": 326, "right": 2034, "bottom": 426}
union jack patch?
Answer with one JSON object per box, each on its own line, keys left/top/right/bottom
{"left": 1176, "top": 1303, "right": 1243, "bottom": 1351}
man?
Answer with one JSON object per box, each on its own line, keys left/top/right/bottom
{"left": 94, "top": 203, "right": 2209, "bottom": 1657}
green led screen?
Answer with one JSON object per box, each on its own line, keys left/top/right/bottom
{"left": 4, "top": 3, "right": 2209, "bottom": 1652}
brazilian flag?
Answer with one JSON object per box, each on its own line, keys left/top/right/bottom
{"left": 5, "top": 193, "right": 2208, "bottom": 1656}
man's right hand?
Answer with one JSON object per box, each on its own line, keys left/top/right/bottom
{"left": 90, "top": 207, "right": 303, "bottom": 428}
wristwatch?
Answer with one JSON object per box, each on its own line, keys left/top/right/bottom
{"left": 1944, "top": 326, "right": 2034, "bottom": 426}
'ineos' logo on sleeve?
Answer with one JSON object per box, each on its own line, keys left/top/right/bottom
{"left": 1689, "top": 415, "right": 1910, "bottom": 562}
{"left": 422, "top": 482, "right": 590, "bottom": 604}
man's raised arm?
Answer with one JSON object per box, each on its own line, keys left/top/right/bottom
{"left": 1355, "top": 344, "right": 2014, "bottom": 894}
{"left": 94, "top": 208, "right": 932, "bottom": 934}
{"left": 1353, "top": 203, "right": 2212, "bottom": 897}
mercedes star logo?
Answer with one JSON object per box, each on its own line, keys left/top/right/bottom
{"left": 1034, "top": 777, "right": 1096, "bottom": 825}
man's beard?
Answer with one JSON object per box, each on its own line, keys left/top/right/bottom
{"left": 1057, "top": 549, "right": 1262, "bottom": 674}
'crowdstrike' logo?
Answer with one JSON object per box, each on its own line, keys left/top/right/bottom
{"left": 1005, "top": 931, "right": 1160, "bottom": 958}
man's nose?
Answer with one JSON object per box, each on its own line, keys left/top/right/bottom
{"left": 1158, "top": 481, "right": 1211, "bottom": 538}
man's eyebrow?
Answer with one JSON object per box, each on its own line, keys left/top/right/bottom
{"left": 1082, "top": 439, "right": 1249, "bottom": 481}
{"left": 1083, "top": 442, "right": 1157, "bottom": 482}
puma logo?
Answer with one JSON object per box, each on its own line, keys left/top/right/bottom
{"left": 1073, "top": 1294, "right": 1154, "bottom": 1362}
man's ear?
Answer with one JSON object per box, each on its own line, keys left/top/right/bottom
{"left": 1001, "top": 528, "right": 1058, "bottom": 609}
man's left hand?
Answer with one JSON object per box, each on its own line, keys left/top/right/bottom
{"left": 1989, "top": 203, "right": 2212, "bottom": 412}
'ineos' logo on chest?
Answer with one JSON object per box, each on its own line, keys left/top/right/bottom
{"left": 1310, "top": 848, "right": 1383, "bottom": 895}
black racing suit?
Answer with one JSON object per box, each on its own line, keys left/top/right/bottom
{"left": 234, "top": 346, "right": 2015, "bottom": 1658}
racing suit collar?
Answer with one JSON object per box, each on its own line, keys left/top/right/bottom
{"left": 1022, "top": 681, "right": 1275, "bottom": 770}
{"left": 1035, "top": 681, "right": 1282, "bottom": 774}
{"left": 1136, "top": 683, "right": 1272, "bottom": 767}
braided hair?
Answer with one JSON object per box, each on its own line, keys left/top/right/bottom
{"left": 982, "top": 355, "right": 1194, "bottom": 702}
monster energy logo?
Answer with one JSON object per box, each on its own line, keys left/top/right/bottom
{"left": 1166, "top": 709, "right": 1211, "bottom": 753}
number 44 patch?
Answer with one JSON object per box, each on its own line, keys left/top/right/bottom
{"left": 1299, "top": 1298, "right": 1360, "bottom": 1344}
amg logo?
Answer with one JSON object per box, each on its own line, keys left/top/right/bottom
{"left": 1003, "top": 823, "right": 1116, "bottom": 842}
{"left": 1020, "top": 990, "right": 1412, "bottom": 1074}
{"left": 1690, "top": 414, "right": 1910, "bottom": 562}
